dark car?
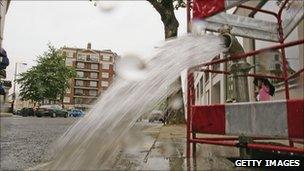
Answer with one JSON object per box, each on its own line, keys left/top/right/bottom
{"left": 14, "top": 108, "right": 35, "bottom": 117}
{"left": 68, "top": 109, "right": 85, "bottom": 117}
{"left": 20, "top": 108, "right": 35, "bottom": 117}
{"left": 35, "top": 105, "right": 68, "bottom": 118}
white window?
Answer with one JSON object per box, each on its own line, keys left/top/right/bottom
{"left": 101, "top": 81, "right": 109, "bottom": 87}
{"left": 66, "top": 52, "right": 74, "bottom": 58}
{"left": 75, "top": 80, "right": 84, "bottom": 86}
{"left": 88, "top": 55, "right": 99, "bottom": 62}
{"left": 65, "top": 58, "right": 73, "bottom": 66}
{"left": 77, "top": 62, "right": 85, "bottom": 68}
{"left": 66, "top": 88, "right": 71, "bottom": 93}
{"left": 89, "top": 90, "right": 98, "bottom": 96}
{"left": 77, "top": 54, "right": 86, "bottom": 61}
{"left": 89, "top": 81, "right": 98, "bottom": 87}
{"left": 103, "top": 55, "right": 111, "bottom": 61}
{"left": 102, "top": 73, "right": 109, "bottom": 78}
{"left": 63, "top": 97, "right": 70, "bottom": 103}
{"left": 75, "top": 89, "right": 84, "bottom": 95}
{"left": 90, "top": 72, "right": 98, "bottom": 79}
{"left": 76, "top": 71, "right": 84, "bottom": 78}
{"left": 91, "top": 64, "right": 99, "bottom": 70}
{"left": 102, "top": 63, "right": 110, "bottom": 69}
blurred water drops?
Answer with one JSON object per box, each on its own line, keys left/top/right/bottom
{"left": 169, "top": 96, "right": 183, "bottom": 110}
{"left": 95, "top": 0, "right": 119, "bottom": 13}
{"left": 117, "top": 54, "right": 148, "bottom": 81}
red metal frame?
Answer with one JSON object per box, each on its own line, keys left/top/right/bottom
{"left": 186, "top": 0, "right": 304, "bottom": 159}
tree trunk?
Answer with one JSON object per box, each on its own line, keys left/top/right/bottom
{"left": 147, "top": 0, "right": 184, "bottom": 124}
{"left": 147, "top": 0, "right": 179, "bottom": 39}
{"left": 162, "top": 10, "right": 179, "bottom": 39}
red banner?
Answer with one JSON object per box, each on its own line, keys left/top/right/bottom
{"left": 193, "top": 0, "right": 225, "bottom": 19}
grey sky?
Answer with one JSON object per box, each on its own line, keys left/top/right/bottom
{"left": 2, "top": 1, "right": 187, "bottom": 85}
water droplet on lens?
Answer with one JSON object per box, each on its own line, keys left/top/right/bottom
{"left": 117, "top": 54, "right": 148, "bottom": 81}
{"left": 169, "top": 97, "right": 183, "bottom": 110}
{"left": 95, "top": 1, "right": 119, "bottom": 13}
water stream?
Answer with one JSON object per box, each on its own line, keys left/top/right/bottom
{"left": 46, "top": 34, "right": 225, "bottom": 170}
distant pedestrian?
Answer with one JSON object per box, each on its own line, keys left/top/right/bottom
{"left": 253, "top": 77, "right": 275, "bottom": 101}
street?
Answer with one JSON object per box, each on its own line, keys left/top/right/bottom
{"left": 1, "top": 116, "right": 241, "bottom": 170}
{"left": 0, "top": 116, "right": 78, "bottom": 170}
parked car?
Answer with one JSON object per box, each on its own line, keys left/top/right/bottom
{"left": 68, "top": 109, "right": 85, "bottom": 117}
{"left": 13, "top": 108, "right": 35, "bottom": 117}
{"left": 35, "top": 105, "right": 68, "bottom": 118}
{"left": 148, "top": 110, "right": 164, "bottom": 123}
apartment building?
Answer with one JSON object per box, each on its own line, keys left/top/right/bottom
{"left": 61, "top": 43, "right": 118, "bottom": 109}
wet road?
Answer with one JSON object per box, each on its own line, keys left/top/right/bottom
{"left": 1, "top": 116, "right": 241, "bottom": 170}
{"left": 0, "top": 116, "right": 78, "bottom": 170}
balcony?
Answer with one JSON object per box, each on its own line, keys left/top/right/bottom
{"left": 74, "top": 86, "right": 98, "bottom": 90}
{"left": 73, "top": 95, "right": 98, "bottom": 99}
{"left": 75, "top": 77, "right": 99, "bottom": 81}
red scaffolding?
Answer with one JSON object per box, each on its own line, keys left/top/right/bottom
{"left": 186, "top": 0, "right": 304, "bottom": 159}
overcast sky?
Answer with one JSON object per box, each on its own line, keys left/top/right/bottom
{"left": 2, "top": 1, "right": 187, "bottom": 83}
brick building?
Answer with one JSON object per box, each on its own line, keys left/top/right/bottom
{"left": 61, "top": 43, "right": 118, "bottom": 110}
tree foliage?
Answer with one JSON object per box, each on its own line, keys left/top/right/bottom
{"left": 17, "top": 44, "right": 76, "bottom": 105}
{"left": 147, "top": 0, "right": 186, "bottom": 39}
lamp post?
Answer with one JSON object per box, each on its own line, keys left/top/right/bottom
{"left": 11, "top": 62, "right": 27, "bottom": 111}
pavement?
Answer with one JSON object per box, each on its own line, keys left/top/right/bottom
{"left": 111, "top": 123, "right": 240, "bottom": 170}
{"left": 1, "top": 116, "right": 244, "bottom": 170}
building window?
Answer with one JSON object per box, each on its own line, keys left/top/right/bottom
{"left": 77, "top": 62, "right": 85, "bottom": 69}
{"left": 102, "top": 72, "right": 109, "bottom": 78}
{"left": 65, "top": 58, "right": 73, "bottom": 66}
{"left": 74, "top": 97, "right": 83, "bottom": 104}
{"left": 76, "top": 71, "right": 84, "bottom": 78}
{"left": 75, "top": 80, "right": 84, "bottom": 86}
{"left": 77, "top": 54, "right": 86, "bottom": 61}
{"left": 89, "top": 90, "right": 98, "bottom": 96}
{"left": 91, "top": 64, "right": 99, "bottom": 70}
{"left": 89, "top": 81, "right": 98, "bottom": 87}
{"left": 274, "top": 54, "right": 280, "bottom": 61}
{"left": 75, "top": 89, "right": 84, "bottom": 95}
{"left": 88, "top": 55, "right": 99, "bottom": 62}
{"left": 205, "top": 72, "right": 209, "bottom": 83}
{"left": 63, "top": 97, "right": 70, "bottom": 103}
{"left": 102, "top": 63, "right": 110, "bottom": 69}
{"left": 90, "top": 72, "right": 98, "bottom": 79}
{"left": 66, "top": 52, "right": 74, "bottom": 58}
{"left": 101, "top": 81, "right": 109, "bottom": 87}
{"left": 103, "top": 55, "right": 111, "bottom": 61}
{"left": 200, "top": 76, "right": 204, "bottom": 96}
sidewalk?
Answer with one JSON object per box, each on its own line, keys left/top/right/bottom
{"left": 113, "top": 123, "right": 241, "bottom": 170}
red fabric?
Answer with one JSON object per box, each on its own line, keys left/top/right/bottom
{"left": 287, "top": 99, "right": 304, "bottom": 139}
{"left": 193, "top": 0, "right": 225, "bottom": 19}
{"left": 191, "top": 105, "right": 225, "bottom": 134}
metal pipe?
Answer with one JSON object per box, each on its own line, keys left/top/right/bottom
{"left": 199, "top": 69, "right": 285, "bottom": 80}
{"left": 247, "top": 143, "right": 304, "bottom": 154}
{"left": 189, "top": 139, "right": 237, "bottom": 147}
{"left": 277, "top": 0, "right": 290, "bottom": 100}
{"left": 186, "top": 72, "right": 193, "bottom": 158}
{"left": 288, "top": 68, "right": 304, "bottom": 80}
{"left": 238, "top": 5, "right": 278, "bottom": 18}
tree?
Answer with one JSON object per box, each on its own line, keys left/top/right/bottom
{"left": 17, "top": 44, "right": 76, "bottom": 106}
{"left": 147, "top": 0, "right": 186, "bottom": 39}
{"left": 147, "top": 0, "right": 186, "bottom": 124}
